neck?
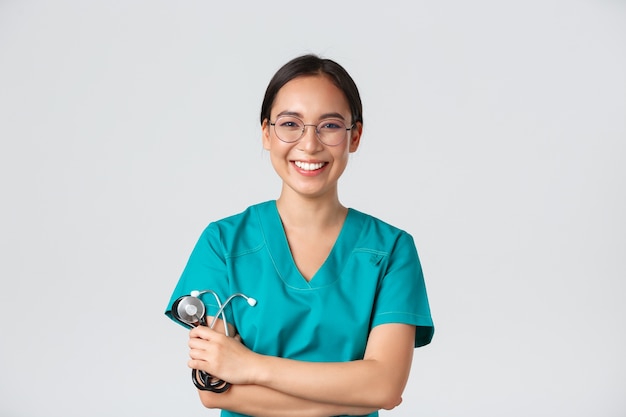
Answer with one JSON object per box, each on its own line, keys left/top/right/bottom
{"left": 276, "top": 191, "right": 347, "bottom": 230}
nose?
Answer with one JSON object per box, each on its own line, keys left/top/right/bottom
{"left": 298, "top": 124, "right": 323, "bottom": 152}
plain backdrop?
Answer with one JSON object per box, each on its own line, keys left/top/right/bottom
{"left": 0, "top": 1, "right": 624, "bottom": 416}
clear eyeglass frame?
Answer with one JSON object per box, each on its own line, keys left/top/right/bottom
{"left": 269, "top": 115, "right": 354, "bottom": 146}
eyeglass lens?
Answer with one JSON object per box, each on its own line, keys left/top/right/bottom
{"left": 273, "top": 116, "right": 349, "bottom": 146}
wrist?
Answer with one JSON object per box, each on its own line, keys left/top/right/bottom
{"left": 250, "top": 353, "right": 273, "bottom": 386}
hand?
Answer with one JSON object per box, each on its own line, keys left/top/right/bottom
{"left": 188, "top": 325, "right": 258, "bottom": 385}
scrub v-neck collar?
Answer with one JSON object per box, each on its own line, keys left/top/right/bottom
{"left": 257, "top": 200, "right": 360, "bottom": 290}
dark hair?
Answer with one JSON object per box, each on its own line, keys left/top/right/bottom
{"left": 260, "top": 54, "right": 363, "bottom": 126}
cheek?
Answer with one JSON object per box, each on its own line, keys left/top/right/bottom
{"left": 329, "top": 148, "right": 351, "bottom": 172}
{"left": 333, "top": 144, "right": 351, "bottom": 160}
{"left": 267, "top": 140, "right": 291, "bottom": 165}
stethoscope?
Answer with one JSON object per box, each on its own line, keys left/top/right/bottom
{"left": 171, "top": 290, "right": 257, "bottom": 393}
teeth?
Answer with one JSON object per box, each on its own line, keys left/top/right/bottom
{"left": 294, "top": 161, "right": 325, "bottom": 171}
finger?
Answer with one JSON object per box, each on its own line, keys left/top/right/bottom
{"left": 188, "top": 358, "right": 209, "bottom": 372}
{"left": 188, "top": 337, "right": 211, "bottom": 350}
{"left": 188, "top": 348, "right": 207, "bottom": 361}
{"left": 189, "top": 325, "right": 216, "bottom": 339}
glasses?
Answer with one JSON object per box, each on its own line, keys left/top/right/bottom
{"left": 269, "top": 116, "right": 354, "bottom": 146}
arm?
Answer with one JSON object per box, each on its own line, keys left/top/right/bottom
{"left": 189, "top": 322, "right": 416, "bottom": 413}
{"left": 198, "top": 385, "right": 378, "bottom": 417}
{"left": 189, "top": 317, "right": 380, "bottom": 416}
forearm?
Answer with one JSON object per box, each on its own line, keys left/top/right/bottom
{"left": 252, "top": 357, "right": 400, "bottom": 409}
{"left": 248, "top": 324, "right": 416, "bottom": 410}
{"left": 198, "top": 384, "right": 378, "bottom": 417}
{"left": 189, "top": 323, "right": 414, "bottom": 411}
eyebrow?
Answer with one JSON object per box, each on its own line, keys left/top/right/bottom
{"left": 275, "top": 110, "right": 347, "bottom": 121}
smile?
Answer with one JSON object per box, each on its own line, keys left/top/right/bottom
{"left": 294, "top": 161, "right": 327, "bottom": 171}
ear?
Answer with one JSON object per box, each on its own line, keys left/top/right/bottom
{"left": 262, "top": 119, "right": 271, "bottom": 150}
{"left": 348, "top": 122, "right": 363, "bottom": 153}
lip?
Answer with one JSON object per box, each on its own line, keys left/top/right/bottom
{"left": 291, "top": 160, "right": 328, "bottom": 176}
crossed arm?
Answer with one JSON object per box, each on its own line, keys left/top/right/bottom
{"left": 187, "top": 321, "right": 416, "bottom": 417}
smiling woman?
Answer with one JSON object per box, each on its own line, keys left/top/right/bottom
{"left": 164, "top": 54, "right": 434, "bottom": 417}
{"left": 263, "top": 74, "right": 359, "bottom": 195}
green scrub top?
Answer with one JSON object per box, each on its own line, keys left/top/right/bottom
{"left": 165, "top": 200, "right": 434, "bottom": 416}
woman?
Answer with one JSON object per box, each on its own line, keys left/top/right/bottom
{"left": 165, "top": 54, "right": 434, "bottom": 417}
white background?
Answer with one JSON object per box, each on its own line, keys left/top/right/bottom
{"left": 1, "top": 1, "right": 624, "bottom": 416}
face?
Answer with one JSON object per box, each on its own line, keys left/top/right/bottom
{"left": 262, "top": 75, "right": 362, "bottom": 200}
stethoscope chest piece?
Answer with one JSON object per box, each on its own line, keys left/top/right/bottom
{"left": 172, "top": 295, "right": 206, "bottom": 328}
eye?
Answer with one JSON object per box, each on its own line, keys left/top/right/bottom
{"left": 319, "top": 120, "right": 345, "bottom": 130}
{"left": 277, "top": 117, "right": 303, "bottom": 130}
